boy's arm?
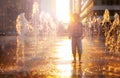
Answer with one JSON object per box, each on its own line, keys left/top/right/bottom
{"left": 68, "top": 24, "right": 72, "bottom": 39}
{"left": 81, "top": 23, "right": 84, "bottom": 39}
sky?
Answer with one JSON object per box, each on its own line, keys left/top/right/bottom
{"left": 40, "top": 0, "right": 70, "bottom": 23}
{"left": 40, "top": 0, "right": 56, "bottom": 16}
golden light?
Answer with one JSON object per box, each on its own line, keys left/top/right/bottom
{"left": 55, "top": 38, "right": 73, "bottom": 76}
{"left": 56, "top": 0, "right": 70, "bottom": 23}
{"left": 32, "top": 2, "right": 39, "bottom": 14}
{"left": 55, "top": 39, "right": 73, "bottom": 61}
{"left": 56, "top": 64, "right": 72, "bottom": 76}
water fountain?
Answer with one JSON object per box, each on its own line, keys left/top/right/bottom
{"left": 104, "top": 13, "right": 120, "bottom": 75}
{"left": 96, "top": 17, "right": 102, "bottom": 40}
{"left": 114, "top": 13, "right": 120, "bottom": 55}
{"left": 31, "top": 2, "right": 41, "bottom": 57}
{"left": 16, "top": 13, "right": 34, "bottom": 64}
{"left": 15, "top": 1, "right": 58, "bottom": 64}
{"left": 39, "top": 12, "right": 58, "bottom": 40}
{"left": 107, "top": 13, "right": 120, "bottom": 55}
{"left": 102, "top": 9, "right": 120, "bottom": 56}
{"left": 116, "top": 32, "right": 120, "bottom": 54}
{"left": 102, "top": 9, "right": 112, "bottom": 53}
{"left": 84, "top": 18, "right": 92, "bottom": 39}
{"left": 88, "top": 18, "right": 93, "bottom": 40}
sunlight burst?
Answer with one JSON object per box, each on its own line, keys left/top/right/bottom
{"left": 56, "top": 0, "right": 70, "bottom": 23}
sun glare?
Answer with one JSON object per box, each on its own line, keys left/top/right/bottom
{"left": 56, "top": 0, "right": 70, "bottom": 23}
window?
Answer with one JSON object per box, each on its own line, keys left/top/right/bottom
{"left": 94, "top": 0, "right": 102, "bottom": 5}
{"left": 102, "top": 0, "right": 106, "bottom": 5}
{"left": 107, "top": 0, "right": 112, "bottom": 5}
{"left": 116, "top": 0, "right": 120, "bottom": 5}
{"left": 94, "top": 10, "right": 120, "bottom": 16}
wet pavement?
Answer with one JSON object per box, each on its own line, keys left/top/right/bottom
{"left": 0, "top": 36, "right": 120, "bottom": 78}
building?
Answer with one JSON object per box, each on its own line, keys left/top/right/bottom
{"left": 80, "top": 0, "right": 120, "bottom": 22}
{"left": 80, "top": 0, "right": 93, "bottom": 22}
{"left": 70, "top": 0, "right": 82, "bottom": 13}
{"left": 70, "top": 0, "right": 81, "bottom": 14}
{"left": 0, "top": 0, "right": 34, "bottom": 35}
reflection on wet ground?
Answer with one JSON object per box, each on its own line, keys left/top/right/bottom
{"left": 0, "top": 36, "right": 17, "bottom": 66}
{"left": 0, "top": 36, "right": 120, "bottom": 78}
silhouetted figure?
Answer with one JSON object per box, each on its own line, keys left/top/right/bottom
{"left": 69, "top": 13, "right": 83, "bottom": 63}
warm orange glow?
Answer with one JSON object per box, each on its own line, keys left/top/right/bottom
{"left": 55, "top": 39, "right": 73, "bottom": 76}
{"left": 56, "top": 0, "right": 70, "bottom": 23}
{"left": 55, "top": 39, "right": 73, "bottom": 61}
{"left": 56, "top": 64, "right": 72, "bottom": 76}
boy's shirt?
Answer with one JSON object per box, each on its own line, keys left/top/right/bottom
{"left": 70, "top": 22, "right": 83, "bottom": 38}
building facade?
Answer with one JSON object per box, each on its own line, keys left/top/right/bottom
{"left": 80, "top": 0, "right": 120, "bottom": 22}
{"left": 80, "top": 0, "right": 93, "bottom": 22}
{"left": 70, "top": 0, "right": 81, "bottom": 14}
{"left": 0, "top": 0, "right": 34, "bottom": 35}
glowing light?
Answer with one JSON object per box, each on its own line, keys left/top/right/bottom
{"left": 32, "top": 2, "right": 39, "bottom": 15}
{"left": 56, "top": 64, "right": 72, "bottom": 76}
{"left": 55, "top": 39, "right": 73, "bottom": 76}
{"left": 55, "top": 39, "right": 73, "bottom": 61}
{"left": 56, "top": 0, "right": 70, "bottom": 23}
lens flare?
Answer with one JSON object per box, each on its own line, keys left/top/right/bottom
{"left": 56, "top": 0, "right": 70, "bottom": 23}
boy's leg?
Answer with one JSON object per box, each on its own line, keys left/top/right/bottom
{"left": 72, "top": 51, "right": 76, "bottom": 62}
{"left": 77, "top": 38, "right": 82, "bottom": 62}
{"left": 72, "top": 38, "right": 77, "bottom": 62}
